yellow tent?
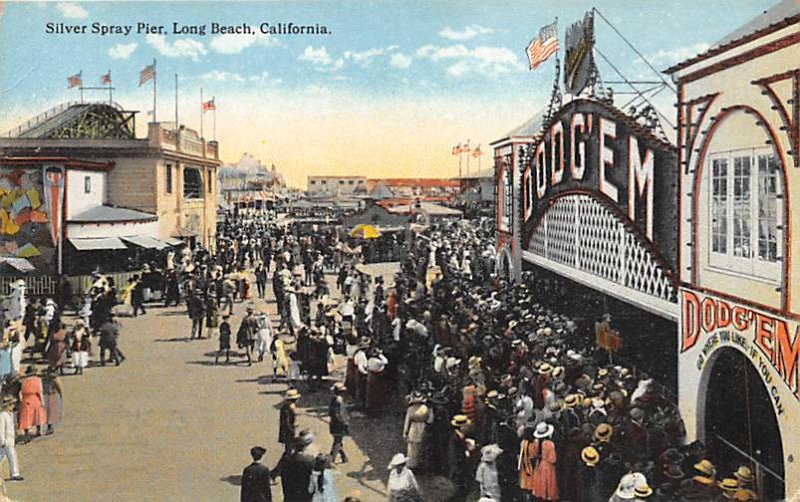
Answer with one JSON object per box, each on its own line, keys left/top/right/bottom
{"left": 350, "top": 224, "right": 381, "bottom": 239}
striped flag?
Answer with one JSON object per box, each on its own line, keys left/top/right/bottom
{"left": 101, "top": 71, "right": 112, "bottom": 85}
{"left": 452, "top": 143, "right": 462, "bottom": 156}
{"left": 67, "top": 71, "right": 82, "bottom": 89}
{"left": 139, "top": 61, "right": 156, "bottom": 86}
{"left": 526, "top": 20, "right": 559, "bottom": 71}
{"left": 472, "top": 144, "right": 483, "bottom": 158}
{"left": 202, "top": 97, "right": 215, "bottom": 112}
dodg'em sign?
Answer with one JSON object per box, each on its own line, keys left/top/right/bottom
{"left": 521, "top": 99, "right": 678, "bottom": 268}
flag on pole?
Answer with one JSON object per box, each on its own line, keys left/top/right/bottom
{"left": 460, "top": 142, "right": 471, "bottom": 154}
{"left": 202, "top": 97, "right": 215, "bottom": 112}
{"left": 101, "top": 71, "right": 112, "bottom": 85}
{"left": 139, "top": 62, "right": 156, "bottom": 86}
{"left": 526, "top": 19, "right": 559, "bottom": 71}
{"left": 472, "top": 144, "right": 483, "bottom": 158}
{"left": 67, "top": 71, "right": 82, "bottom": 89}
{"left": 452, "top": 143, "right": 462, "bottom": 156}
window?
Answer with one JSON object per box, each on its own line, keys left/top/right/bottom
{"left": 84, "top": 176, "right": 91, "bottom": 194}
{"left": 501, "top": 163, "right": 513, "bottom": 230}
{"left": 348, "top": 180, "right": 354, "bottom": 185}
{"left": 166, "top": 164, "right": 173, "bottom": 194}
{"left": 207, "top": 171, "right": 213, "bottom": 193}
{"left": 183, "top": 167, "right": 203, "bottom": 199}
{"left": 339, "top": 180, "right": 345, "bottom": 185}
{"left": 708, "top": 148, "right": 782, "bottom": 280}
{"left": 310, "top": 180, "right": 317, "bottom": 185}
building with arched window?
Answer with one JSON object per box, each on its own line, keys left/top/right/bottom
{"left": 666, "top": 1, "right": 799, "bottom": 498}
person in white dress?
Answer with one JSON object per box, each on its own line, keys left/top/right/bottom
{"left": 386, "top": 453, "right": 421, "bottom": 502}
{"left": 255, "top": 313, "right": 273, "bottom": 363}
{"left": 0, "top": 397, "right": 22, "bottom": 481}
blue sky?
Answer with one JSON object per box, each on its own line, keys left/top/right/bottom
{"left": 0, "top": 0, "right": 778, "bottom": 186}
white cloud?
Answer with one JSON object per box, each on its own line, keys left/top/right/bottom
{"left": 439, "top": 25, "right": 493, "bottom": 41}
{"left": 201, "top": 70, "right": 245, "bottom": 83}
{"left": 210, "top": 30, "right": 279, "bottom": 54}
{"left": 298, "top": 46, "right": 344, "bottom": 71}
{"left": 390, "top": 53, "right": 412, "bottom": 69}
{"left": 146, "top": 34, "right": 207, "bottom": 61}
{"left": 343, "top": 45, "right": 400, "bottom": 67}
{"left": 56, "top": 2, "right": 88, "bottom": 19}
{"left": 108, "top": 42, "right": 138, "bottom": 60}
{"left": 642, "top": 42, "right": 710, "bottom": 66}
{"left": 416, "top": 44, "right": 523, "bottom": 77}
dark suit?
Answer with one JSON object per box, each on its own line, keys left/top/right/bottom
{"left": 281, "top": 451, "right": 314, "bottom": 502}
{"left": 240, "top": 462, "right": 272, "bottom": 502}
{"left": 278, "top": 402, "right": 296, "bottom": 450}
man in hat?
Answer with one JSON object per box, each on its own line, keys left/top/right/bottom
{"left": 240, "top": 446, "right": 271, "bottom": 502}
{"left": 0, "top": 397, "right": 22, "bottom": 481}
{"left": 278, "top": 430, "right": 316, "bottom": 502}
{"left": 447, "top": 414, "right": 473, "bottom": 501}
{"left": 237, "top": 307, "right": 259, "bottom": 365}
{"left": 279, "top": 389, "right": 300, "bottom": 453}
{"left": 328, "top": 382, "right": 349, "bottom": 464}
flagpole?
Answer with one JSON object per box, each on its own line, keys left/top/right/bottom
{"left": 213, "top": 96, "right": 216, "bottom": 141}
{"left": 200, "top": 87, "right": 204, "bottom": 138}
{"left": 465, "top": 139, "right": 471, "bottom": 177}
{"left": 80, "top": 71, "right": 84, "bottom": 103}
{"left": 108, "top": 69, "right": 112, "bottom": 104}
{"left": 175, "top": 74, "right": 179, "bottom": 128}
{"left": 152, "top": 59, "right": 157, "bottom": 122}
{"left": 458, "top": 146, "right": 463, "bottom": 178}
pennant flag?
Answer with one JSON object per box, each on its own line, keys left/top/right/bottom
{"left": 202, "top": 97, "right": 215, "bottom": 112}
{"left": 139, "top": 61, "right": 156, "bottom": 86}
{"left": 101, "top": 71, "right": 112, "bottom": 85}
{"left": 452, "top": 144, "right": 462, "bottom": 156}
{"left": 526, "top": 20, "right": 559, "bottom": 71}
{"left": 67, "top": 71, "right": 82, "bottom": 89}
{"left": 472, "top": 145, "right": 483, "bottom": 158}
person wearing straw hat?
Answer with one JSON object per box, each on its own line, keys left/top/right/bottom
{"left": 447, "top": 414, "right": 473, "bottom": 501}
{"left": 328, "top": 382, "right": 349, "bottom": 465}
{"left": 0, "top": 396, "right": 22, "bottom": 481}
{"left": 386, "top": 453, "right": 421, "bottom": 502}
{"left": 279, "top": 389, "right": 301, "bottom": 453}
{"left": 403, "top": 391, "right": 433, "bottom": 469}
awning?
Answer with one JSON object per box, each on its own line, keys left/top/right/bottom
{"left": 121, "top": 235, "right": 169, "bottom": 250}
{"left": 161, "top": 237, "right": 185, "bottom": 247}
{"left": 0, "top": 257, "right": 35, "bottom": 273}
{"left": 68, "top": 236, "right": 127, "bottom": 251}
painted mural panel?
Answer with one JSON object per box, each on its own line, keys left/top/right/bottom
{"left": 0, "top": 167, "right": 55, "bottom": 273}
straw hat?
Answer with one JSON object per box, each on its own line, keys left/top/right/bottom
{"left": 565, "top": 394, "right": 580, "bottom": 408}
{"left": 468, "top": 356, "right": 482, "bottom": 369}
{"left": 551, "top": 366, "right": 564, "bottom": 379}
{"left": 734, "top": 466, "right": 754, "bottom": 483}
{"left": 538, "top": 363, "right": 553, "bottom": 375}
{"left": 719, "top": 478, "right": 739, "bottom": 492}
{"left": 480, "top": 444, "right": 503, "bottom": 462}
{"left": 615, "top": 473, "right": 637, "bottom": 500}
{"left": 451, "top": 414, "right": 470, "bottom": 428}
{"left": 285, "top": 389, "right": 301, "bottom": 400}
{"left": 387, "top": 453, "right": 408, "bottom": 469}
{"left": 594, "top": 423, "right": 613, "bottom": 442}
{"left": 581, "top": 446, "right": 600, "bottom": 467}
{"left": 693, "top": 459, "right": 716, "bottom": 477}
{"left": 533, "top": 421, "right": 554, "bottom": 439}
{"left": 407, "top": 391, "right": 426, "bottom": 405}
{"left": 634, "top": 483, "right": 653, "bottom": 498}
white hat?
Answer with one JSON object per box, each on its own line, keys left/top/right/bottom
{"left": 387, "top": 453, "right": 408, "bottom": 468}
{"left": 533, "top": 422, "right": 554, "bottom": 439}
{"left": 615, "top": 473, "right": 638, "bottom": 500}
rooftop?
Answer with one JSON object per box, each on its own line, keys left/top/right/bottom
{"left": 68, "top": 205, "right": 158, "bottom": 223}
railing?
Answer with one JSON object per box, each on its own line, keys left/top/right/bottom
{"left": 3, "top": 100, "right": 126, "bottom": 138}
{"left": 0, "top": 276, "right": 58, "bottom": 297}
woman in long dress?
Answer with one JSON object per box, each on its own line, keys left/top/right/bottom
{"left": 18, "top": 366, "right": 46, "bottom": 442}
{"left": 46, "top": 323, "right": 68, "bottom": 374}
{"left": 42, "top": 368, "right": 63, "bottom": 435}
{"left": 255, "top": 313, "right": 273, "bottom": 363}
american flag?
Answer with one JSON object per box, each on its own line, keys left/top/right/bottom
{"left": 67, "top": 72, "right": 82, "bottom": 89}
{"left": 472, "top": 145, "right": 483, "bottom": 158}
{"left": 526, "top": 20, "right": 559, "bottom": 71}
{"left": 452, "top": 144, "right": 462, "bottom": 156}
{"left": 139, "top": 61, "right": 156, "bottom": 86}
{"left": 101, "top": 71, "right": 111, "bottom": 85}
{"left": 202, "top": 98, "right": 215, "bottom": 112}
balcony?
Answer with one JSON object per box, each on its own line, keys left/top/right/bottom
{"left": 147, "top": 123, "right": 219, "bottom": 161}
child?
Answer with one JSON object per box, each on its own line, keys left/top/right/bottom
{"left": 308, "top": 453, "right": 337, "bottom": 502}
{"left": 216, "top": 315, "right": 231, "bottom": 364}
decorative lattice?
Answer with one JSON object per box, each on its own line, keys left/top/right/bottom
{"left": 530, "top": 194, "right": 676, "bottom": 302}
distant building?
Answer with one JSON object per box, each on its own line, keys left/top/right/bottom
{"left": 307, "top": 175, "right": 367, "bottom": 196}
{"left": 366, "top": 178, "right": 461, "bottom": 199}
{"left": 219, "top": 153, "right": 285, "bottom": 209}
{"left": 0, "top": 102, "right": 221, "bottom": 252}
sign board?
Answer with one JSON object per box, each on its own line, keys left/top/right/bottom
{"left": 520, "top": 99, "right": 678, "bottom": 269}
{"left": 564, "top": 11, "right": 595, "bottom": 95}
{"left": 681, "top": 288, "right": 800, "bottom": 415}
